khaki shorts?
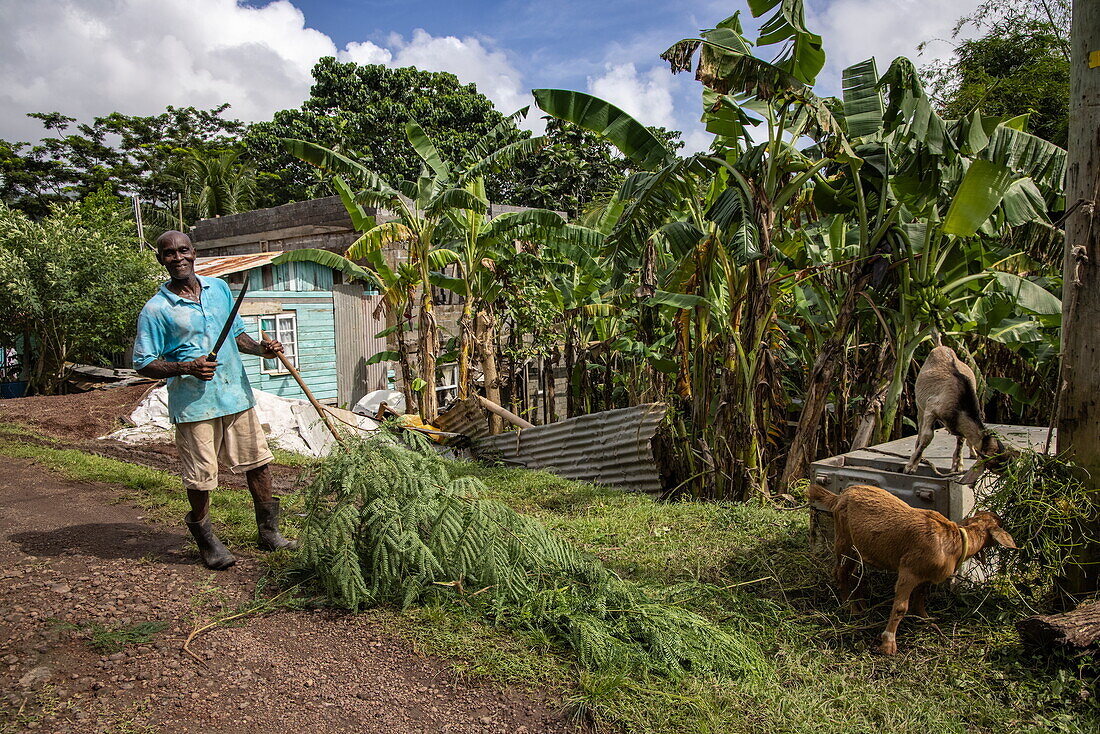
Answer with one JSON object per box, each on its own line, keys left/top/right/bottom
{"left": 175, "top": 408, "right": 273, "bottom": 492}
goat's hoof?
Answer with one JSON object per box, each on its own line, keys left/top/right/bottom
{"left": 878, "top": 635, "right": 898, "bottom": 656}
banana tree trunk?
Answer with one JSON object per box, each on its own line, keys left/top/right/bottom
{"left": 876, "top": 331, "right": 924, "bottom": 444}
{"left": 507, "top": 326, "right": 521, "bottom": 417}
{"left": 457, "top": 297, "right": 474, "bottom": 400}
{"left": 849, "top": 340, "right": 894, "bottom": 451}
{"left": 545, "top": 347, "right": 559, "bottom": 423}
{"left": 602, "top": 348, "right": 613, "bottom": 411}
{"left": 475, "top": 309, "right": 503, "bottom": 434}
{"left": 781, "top": 274, "right": 868, "bottom": 488}
{"left": 674, "top": 310, "right": 692, "bottom": 399}
{"left": 418, "top": 289, "right": 438, "bottom": 421}
{"left": 564, "top": 329, "right": 575, "bottom": 419}
{"left": 398, "top": 298, "right": 417, "bottom": 415}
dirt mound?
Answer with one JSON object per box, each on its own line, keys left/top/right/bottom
{"left": 0, "top": 383, "right": 156, "bottom": 440}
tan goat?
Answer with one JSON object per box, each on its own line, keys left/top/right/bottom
{"left": 904, "top": 345, "right": 1007, "bottom": 475}
{"left": 808, "top": 483, "right": 1016, "bottom": 655}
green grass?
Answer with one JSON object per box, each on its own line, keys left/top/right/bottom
{"left": 87, "top": 621, "right": 170, "bottom": 654}
{"left": 1, "top": 420, "right": 1096, "bottom": 733}
{"left": 442, "top": 461, "right": 1100, "bottom": 734}
{"left": 0, "top": 422, "right": 305, "bottom": 549}
{"left": 270, "top": 447, "right": 319, "bottom": 468}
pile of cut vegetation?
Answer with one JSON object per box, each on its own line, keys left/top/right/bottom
{"left": 296, "top": 432, "right": 767, "bottom": 681}
{"left": 981, "top": 449, "right": 1100, "bottom": 600}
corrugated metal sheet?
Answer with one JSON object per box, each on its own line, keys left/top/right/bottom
{"left": 333, "top": 285, "right": 390, "bottom": 406}
{"left": 436, "top": 398, "right": 491, "bottom": 440}
{"left": 194, "top": 252, "right": 281, "bottom": 278}
{"left": 475, "top": 403, "right": 668, "bottom": 493}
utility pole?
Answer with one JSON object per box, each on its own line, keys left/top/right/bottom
{"left": 1056, "top": 0, "right": 1100, "bottom": 593}
{"left": 132, "top": 195, "right": 145, "bottom": 250}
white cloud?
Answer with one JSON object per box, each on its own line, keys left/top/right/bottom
{"left": 586, "top": 62, "right": 678, "bottom": 130}
{"left": 810, "top": 0, "right": 982, "bottom": 93}
{"left": 680, "top": 128, "right": 714, "bottom": 155}
{"left": 0, "top": 2, "right": 538, "bottom": 142}
{"left": 339, "top": 41, "right": 392, "bottom": 66}
{"left": 385, "top": 29, "right": 533, "bottom": 123}
{"left": 0, "top": 0, "right": 337, "bottom": 141}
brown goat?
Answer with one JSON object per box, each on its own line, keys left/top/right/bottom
{"left": 904, "top": 345, "right": 1007, "bottom": 475}
{"left": 809, "top": 483, "right": 1016, "bottom": 655}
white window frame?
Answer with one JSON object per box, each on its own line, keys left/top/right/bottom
{"left": 259, "top": 312, "right": 298, "bottom": 374}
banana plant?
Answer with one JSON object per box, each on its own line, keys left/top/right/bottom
{"left": 781, "top": 56, "right": 1065, "bottom": 480}
{"left": 528, "top": 3, "right": 851, "bottom": 498}
{"left": 281, "top": 114, "right": 546, "bottom": 420}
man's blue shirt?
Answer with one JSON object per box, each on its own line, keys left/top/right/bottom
{"left": 133, "top": 275, "right": 254, "bottom": 424}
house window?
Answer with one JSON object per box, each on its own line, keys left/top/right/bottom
{"left": 259, "top": 312, "right": 298, "bottom": 373}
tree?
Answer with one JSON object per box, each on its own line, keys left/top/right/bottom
{"left": 0, "top": 190, "right": 162, "bottom": 394}
{"left": 515, "top": 117, "right": 685, "bottom": 217}
{"left": 243, "top": 58, "right": 529, "bottom": 208}
{"left": 924, "top": 0, "right": 1069, "bottom": 146}
{"left": 167, "top": 148, "right": 258, "bottom": 221}
{"left": 0, "top": 106, "right": 245, "bottom": 215}
{"left": 533, "top": 3, "right": 1064, "bottom": 498}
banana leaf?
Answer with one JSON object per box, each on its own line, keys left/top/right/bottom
{"left": 272, "top": 248, "right": 381, "bottom": 288}
{"left": 532, "top": 89, "right": 674, "bottom": 170}
{"left": 841, "top": 58, "right": 884, "bottom": 138}
{"left": 942, "top": 160, "right": 1014, "bottom": 237}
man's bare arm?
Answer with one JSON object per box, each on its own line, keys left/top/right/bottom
{"left": 236, "top": 333, "right": 283, "bottom": 357}
{"left": 135, "top": 335, "right": 282, "bottom": 381}
{"left": 137, "top": 357, "right": 217, "bottom": 381}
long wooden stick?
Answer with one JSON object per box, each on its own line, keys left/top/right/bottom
{"left": 476, "top": 395, "right": 535, "bottom": 429}
{"left": 260, "top": 329, "right": 343, "bottom": 443}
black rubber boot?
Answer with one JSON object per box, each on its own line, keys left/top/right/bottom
{"left": 254, "top": 498, "right": 297, "bottom": 551}
{"left": 185, "top": 512, "right": 237, "bottom": 570}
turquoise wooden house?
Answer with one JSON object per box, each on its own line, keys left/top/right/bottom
{"left": 194, "top": 253, "right": 390, "bottom": 408}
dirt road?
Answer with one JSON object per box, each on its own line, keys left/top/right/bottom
{"left": 0, "top": 392, "right": 579, "bottom": 733}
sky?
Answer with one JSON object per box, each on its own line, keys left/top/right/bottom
{"left": 0, "top": 0, "right": 981, "bottom": 154}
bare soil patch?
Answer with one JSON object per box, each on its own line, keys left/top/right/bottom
{"left": 0, "top": 387, "right": 302, "bottom": 494}
{"left": 0, "top": 405, "right": 581, "bottom": 733}
{"left": 0, "top": 383, "right": 155, "bottom": 441}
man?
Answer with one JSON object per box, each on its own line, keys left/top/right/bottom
{"left": 134, "top": 231, "right": 295, "bottom": 569}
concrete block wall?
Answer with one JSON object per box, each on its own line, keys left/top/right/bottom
{"left": 190, "top": 197, "right": 364, "bottom": 256}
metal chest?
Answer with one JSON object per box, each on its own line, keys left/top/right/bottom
{"left": 808, "top": 424, "right": 1053, "bottom": 553}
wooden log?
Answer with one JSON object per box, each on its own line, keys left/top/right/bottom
{"left": 1017, "top": 600, "right": 1100, "bottom": 651}
{"left": 476, "top": 395, "right": 535, "bottom": 430}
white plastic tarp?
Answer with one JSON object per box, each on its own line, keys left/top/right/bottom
{"left": 105, "top": 386, "right": 377, "bottom": 457}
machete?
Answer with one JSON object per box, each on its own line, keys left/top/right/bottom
{"left": 207, "top": 273, "right": 250, "bottom": 361}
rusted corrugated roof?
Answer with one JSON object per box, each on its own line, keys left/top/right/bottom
{"left": 436, "top": 397, "right": 491, "bottom": 440}
{"left": 475, "top": 403, "right": 668, "bottom": 494}
{"left": 194, "top": 252, "right": 282, "bottom": 278}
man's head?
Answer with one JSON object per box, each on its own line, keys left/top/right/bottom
{"left": 156, "top": 231, "right": 197, "bottom": 281}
